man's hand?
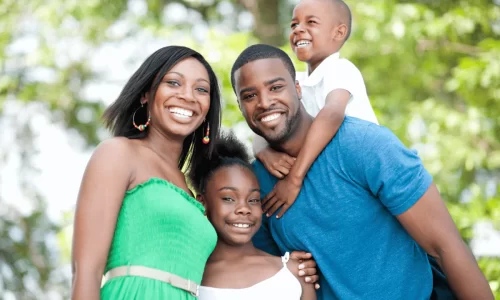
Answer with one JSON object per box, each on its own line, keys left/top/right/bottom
{"left": 290, "top": 251, "right": 320, "bottom": 290}
{"left": 262, "top": 175, "right": 303, "bottom": 218}
{"left": 256, "top": 147, "right": 295, "bottom": 179}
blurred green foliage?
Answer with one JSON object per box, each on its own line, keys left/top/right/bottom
{"left": 1, "top": 0, "right": 499, "bottom": 298}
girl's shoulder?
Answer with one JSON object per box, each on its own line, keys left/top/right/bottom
{"left": 279, "top": 252, "right": 300, "bottom": 277}
{"left": 256, "top": 251, "right": 301, "bottom": 278}
{"left": 258, "top": 250, "right": 283, "bottom": 267}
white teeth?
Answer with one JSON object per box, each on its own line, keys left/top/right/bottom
{"left": 169, "top": 107, "right": 193, "bottom": 117}
{"left": 232, "top": 224, "right": 251, "bottom": 228}
{"left": 296, "top": 40, "right": 311, "bottom": 48}
{"left": 261, "top": 113, "right": 281, "bottom": 122}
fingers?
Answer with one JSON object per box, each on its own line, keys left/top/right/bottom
{"left": 298, "top": 258, "right": 317, "bottom": 269}
{"left": 270, "top": 169, "right": 284, "bottom": 179}
{"left": 290, "top": 251, "right": 312, "bottom": 261}
{"left": 297, "top": 259, "right": 318, "bottom": 283}
{"left": 266, "top": 198, "right": 284, "bottom": 216}
{"left": 283, "top": 154, "right": 296, "bottom": 167}
{"left": 279, "top": 157, "right": 293, "bottom": 170}
{"left": 291, "top": 252, "right": 320, "bottom": 288}
{"left": 273, "top": 163, "right": 290, "bottom": 176}
{"left": 276, "top": 203, "right": 291, "bottom": 219}
{"left": 262, "top": 190, "right": 275, "bottom": 206}
{"left": 305, "top": 275, "right": 320, "bottom": 284}
{"left": 299, "top": 272, "right": 319, "bottom": 284}
{"left": 298, "top": 266, "right": 317, "bottom": 277}
{"left": 260, "top": 148, "right": 295, "bottom": 178}
{"left": 262, "top": 192, "right": 277, "bottom": 213}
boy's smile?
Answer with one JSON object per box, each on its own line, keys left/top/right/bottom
{"left": 290, "top": 0, "right": 348, "bottom": 72}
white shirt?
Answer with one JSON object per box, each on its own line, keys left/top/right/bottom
{"left": 198, "top": 252, "right": 302, "bottom": 300}
{"left": 297, "top": 52, "right": 379, "bottom": 124}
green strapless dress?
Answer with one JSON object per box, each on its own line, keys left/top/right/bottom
{"left": 101, "top": 178, "right": 217, "bottom": 299}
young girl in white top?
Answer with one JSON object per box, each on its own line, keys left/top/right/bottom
{"left": 189, "top": 132, "right": 317, "bottom": 300}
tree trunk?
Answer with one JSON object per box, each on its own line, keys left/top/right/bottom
{"left": 239, "top": 0, "right": 284, "bottom": 46}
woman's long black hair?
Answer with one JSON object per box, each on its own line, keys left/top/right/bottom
{"left": 189, "top": 131, "right": 253, "bottom": 196}
{"left": 102, "top": 45, "right": 221, "bottom": 171}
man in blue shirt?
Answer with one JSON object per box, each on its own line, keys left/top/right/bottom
{"left": 230, "top": 44, "right": 493, "bottom": 299}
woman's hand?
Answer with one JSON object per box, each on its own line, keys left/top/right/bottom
{"left": 290, "top": 251, "right": 320, "bottom": 290}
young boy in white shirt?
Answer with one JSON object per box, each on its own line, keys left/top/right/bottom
{"left": 253, "top": 0, "right": 379, "bottom": 217}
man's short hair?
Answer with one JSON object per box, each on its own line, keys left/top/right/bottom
{"left": 230, "top": 44, "right": 296, "bottom": 93}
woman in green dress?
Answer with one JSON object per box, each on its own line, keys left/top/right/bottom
{"left": 71, "top": 45, "right": 222, "bottom": 300}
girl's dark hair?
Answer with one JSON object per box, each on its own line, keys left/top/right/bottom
{"left": 102, "top": 45, "right": 221, "bottom": 170}
{"left": 189, "top": 131, "right": 253, "bottom": 196}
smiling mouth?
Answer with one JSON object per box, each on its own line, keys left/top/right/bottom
{"left": 168, "top": 106, "right": 194, "bottom": 118}
{"left": 231, "top": 223, "right": 254, "bottom": 228}
{"left": 295, "top": 40, "right": 311, "bottom": 48}
{"left": 260, "top": 113, "right": 282, "bottom": 123}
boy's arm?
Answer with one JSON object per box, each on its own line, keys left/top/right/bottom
{"left": 262, "top": 89, "right": 350, "bottom": 217}
{"left": 252, "top": 133, "right": 296, "bottom": 179}
{"left": 288, "top": 89, "right": 350, "bottom": 180}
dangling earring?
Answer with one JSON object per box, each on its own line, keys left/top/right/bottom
{"left": 132, "top": 103, "right": 151, "bottom": 131}
{"left": 202, "top": 122, "right": 210, "bottom": 144}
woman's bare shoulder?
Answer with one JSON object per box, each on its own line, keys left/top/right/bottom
{"left": 85, "top": 137, "right": 140, "bottom": 182}
{"left": 91, "top": 137, "right": 144, "bottom": 164}
{"left": 95, "top": 137, "right": 137, "bottom": 154}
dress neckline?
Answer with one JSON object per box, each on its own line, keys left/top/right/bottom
{"left": 126, "top": 177, "right": 205, "bottom": 214}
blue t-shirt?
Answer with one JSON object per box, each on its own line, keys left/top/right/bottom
{"left": 252, "top": 117, "right": 433, "bottom": 299}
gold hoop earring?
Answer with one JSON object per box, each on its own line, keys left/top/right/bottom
{"left": 132, "top": 104, "right": 151, "bottom": 131}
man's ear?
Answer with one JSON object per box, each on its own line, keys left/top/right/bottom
{"left": 295, "top": 80, "right": 302, "bottom": 101}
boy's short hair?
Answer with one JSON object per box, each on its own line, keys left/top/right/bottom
{"left": 331, "top": 0, "right": 352, "bottom": 42}
{"left": 230, "top": 44, "right": 296, "bottom": 92}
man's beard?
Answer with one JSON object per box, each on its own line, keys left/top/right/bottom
{"left": 252, "top": 108, "right": 301, "bottom": 147}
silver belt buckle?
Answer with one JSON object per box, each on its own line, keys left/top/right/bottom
{"left": 188, "top": 280, "right": 199, "bottom": 297}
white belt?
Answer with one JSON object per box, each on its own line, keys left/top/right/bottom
{"left": 104, "top": 265, "right": 199, "bottom": 297}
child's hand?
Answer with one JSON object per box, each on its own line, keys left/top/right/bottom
{"left": 290, "top": 251, "right": 320, "bottom": 290}
{"left": 262, "top": 175, "right": 303, "bottom": 218}
{"left": 256, "top": 147, "right": 295, "bottom": 179}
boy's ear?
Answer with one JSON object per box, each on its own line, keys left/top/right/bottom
{"left": 332, "top": 24, "right": 348, "bottom": 41}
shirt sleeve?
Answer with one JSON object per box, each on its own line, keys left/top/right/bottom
{"left": 322, "top": 59, "right": 367, "bottom": 101}
{"left": 355, "top": 124, "right": 433, "bottom": 215}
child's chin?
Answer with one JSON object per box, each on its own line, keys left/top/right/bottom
{"left": 295, "top": 51, "right": 311, "bottom": 62}
{"left": 228, "top": 237, "right": 252, "bottom": 246}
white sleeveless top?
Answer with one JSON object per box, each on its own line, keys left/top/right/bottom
{"left": 198, "top": 252, "right": 302, "bottom": 300}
